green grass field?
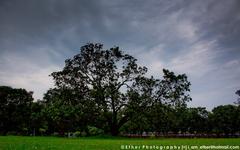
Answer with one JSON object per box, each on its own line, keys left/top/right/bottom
{"left": 0, "top": 136, "right": 239, "bottom": 150}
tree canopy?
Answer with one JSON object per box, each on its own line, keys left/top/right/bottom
{"left": 50, "top": 43, "right": 191, "bottom": 135}
{"left": 0, "top": 86, "right": 33, "bottom": 135}
{"left": 0, "top": 43, "right": 239, "bottom": 137}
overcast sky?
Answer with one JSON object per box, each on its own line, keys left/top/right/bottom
{"left": 0, "top": 0, "right": 240, "bottom": 110}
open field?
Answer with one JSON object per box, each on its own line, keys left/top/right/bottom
{"left": 0, "top": 136, "right": 240, "bottom": 150}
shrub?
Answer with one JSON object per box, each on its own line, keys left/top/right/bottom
{"left": 39, "top": 128, "right": 46, "bottom": 135}
{"left": 87, "top": 126, "right": 104, "bottom": 136}
{"left": 21, "top": 127, "right": 28, "bottom": 135}
{"left": 74, "top": 131, "right": 81, "bottom": 137}
{"left": 6, "top": 131, "right": 17, "bottom": 136}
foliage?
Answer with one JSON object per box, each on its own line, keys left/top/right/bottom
{"left": 51, "top": 43, "right": 149, "bottom": 135}
{"left": 0, "top": 43, "right": 239, "bottom": 136}
{"left": 87, "top": 126, "right": 104, "bottom": 136}
{"left": 0, "top": 86, "right": 33, "bottom": 135}
{"left": 210, "top": 105, "right": 239, "bottom": 135}
{"left": 74, "top": 131, "right": 81, "bottom": 137}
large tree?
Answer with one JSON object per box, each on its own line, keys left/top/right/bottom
{"left": 51, "top": 43, "right": 192, "bottom": 135}
{"left": 51, "top": 43, "right": 147, "bottom": 135}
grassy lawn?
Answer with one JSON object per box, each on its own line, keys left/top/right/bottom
{"left": 0, "top": 136, "right": 239, "bottom": 150}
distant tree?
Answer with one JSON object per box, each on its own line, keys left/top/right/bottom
{"left": 30, "top": 100, "right": 47, "bottom": 136}
{"left": 0, "top": 86, "right": 33, "bottom": 135}
{"left": 235, "top": 89, "right": 240, "bottom": 105}
{"left": 237, "top": 105, "right": 240, "bottom": 133}
{"left": 148, "top": 104, "right": 175, "bottom": 134}
{"left": 210, "top": 105, "right": 239, "bottom": 136}
{"left": 185, "top": 107, "right": 209, "bottom": 133}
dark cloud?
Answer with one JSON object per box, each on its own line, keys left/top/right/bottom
{"left": 0, "top": 0, "right": 240, "bottom": 109}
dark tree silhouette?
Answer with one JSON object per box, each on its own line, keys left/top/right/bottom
{"left": 51, "top": 43, "right": 147, "bottom": 135}
{"left": 0, "top": 86, "right": 33, "bottom": 135}
{"left": 50, "top": 43, "right": 192, "bottom": 135}
{"left": 0, "top": 44, "right": 240, "bottom": 137}
{"left": 235, "top": 90, "right": 240, "bottom": 105}
{"left": 210, "top": 105, "right": 239, "bottom": 136}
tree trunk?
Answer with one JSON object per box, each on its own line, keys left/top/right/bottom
{"left": 110, "top": 110, "right": 119, "bottom": 136}
{"left": 111, "top": 124, "right": 119, "bottom": 136}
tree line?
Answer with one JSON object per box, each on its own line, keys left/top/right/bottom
{"left": 0, "top": 43, "right": 240, "bottom": 137}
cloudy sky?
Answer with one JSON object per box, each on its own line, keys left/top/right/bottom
{"left": 0, "top": 0, "right": 240, "bottom": 110}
